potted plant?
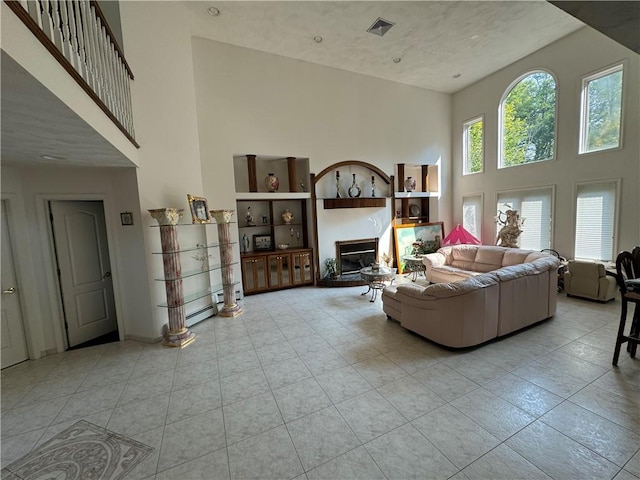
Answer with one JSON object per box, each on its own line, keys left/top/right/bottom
{"left": 324, "top": 258, "right": 338, "bottom": 279}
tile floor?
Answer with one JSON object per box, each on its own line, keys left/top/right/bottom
{"left": 1, "top": 284, "right": 639, "bottom": 479}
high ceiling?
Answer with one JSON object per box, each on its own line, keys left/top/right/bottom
{"left": 186, "top": 1, "right": 584, "bottom": 94}
{"left": 1, "top": 1, "right": 619, "bottom": 168}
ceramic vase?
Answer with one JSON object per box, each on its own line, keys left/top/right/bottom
{"left": 149, "top": 208, "right": 184, "bottom": 226}
{"left": 265, "top": 173, "right": 279, "bottom": 192}
{"left": 281, "top": 209, "right": 294, "bottom": 224}
{"left": 404, "top": 176, "right": 416, "bottom": 192}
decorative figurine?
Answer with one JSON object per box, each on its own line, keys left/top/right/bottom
{"left": 335, "top": 170, "right": 342, "bottom": 198}
{"left": 242, "top": 233, "right": 250, "bottom": 253}
{"left": 348, "top": 173, "right": 361, "bottom": 198}
{"left": 245, "top": 206, "right": 255, "bottom": 226}
{"left": 495, "top": 207, "right": 524, "bottom": 248}
{"left": 371, "top": 175, "right": 376, "bottom": 197}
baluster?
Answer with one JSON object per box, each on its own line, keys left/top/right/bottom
{"left": 58, "top": 1, "right": 73, "bottom": 65}
{"left": 38, "top": 0, "right": 54, "bottom": 42}
{"left": 49, "top": 1, "right": 64, "bottom": 52}
{"left": 67, "top": 1, "right": 85, "bottom": 80}
{"left": 87, "top": 4, "right": 103, "bottom": 100}
{"left": 79, "top": 0, "right": 97, "bottom": 94}
{"left": 122, "top": 65, "right": 134, "bottom": 136}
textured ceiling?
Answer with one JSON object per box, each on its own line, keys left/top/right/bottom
{"left": 1, "top": 52, "right": 135, "bottom": 168}
{"left": 186, "top": 1, "right": 585, "bottom": 94}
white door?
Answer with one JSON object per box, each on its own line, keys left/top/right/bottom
{"left": 50, "top": 201, "right": 117, "bottom": 347}
{"left": 1, "top": 201, "right": 29, "bottom": 368}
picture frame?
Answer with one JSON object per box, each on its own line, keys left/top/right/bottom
{"left": 187, "top": 194, "right": 211, "bottom": 224}
{"left": 253, "top": 234, "right": 272, "bottom": 251}
{"left": 393, "top": 221, "right": 445, "bottom": 273}
{"left": 120, "top": 211, "right": 133, "bottom": 226}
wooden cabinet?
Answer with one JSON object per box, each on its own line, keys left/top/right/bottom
{"left": 394, "top": 163, "right": 439, "bottom": 223}
{"left": 241, "top": 248, "right": 313, "bottom": 295}
{"left": 241, "top": 256, "right": 268, "bottom": 294}
{"left": 292, "top": 250, "right": 313, "bottom": 285}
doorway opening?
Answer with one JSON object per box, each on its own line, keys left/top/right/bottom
{"left": 49, "top": 200, "right": 119, "bottom": 350}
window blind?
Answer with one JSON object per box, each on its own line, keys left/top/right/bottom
{"left": 574, "top": 182, "right": 616, "bottom": 261}
{"left": 463, "top": 195, "right": 483, "bottom": 240}
{"left": 497, "top": 187, "right": 552, "bottom": 250}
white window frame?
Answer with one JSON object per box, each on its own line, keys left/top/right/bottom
{"left": 463, "top": 116, "right": 484, "bottom": 176}
{"left": 573, "top": 179, "right": 620, "bottom": 262}
{"left": 498, "top": 70, "right": 557, "bottom": 169}
{"left": 495, "top": 186, "right": 555, "bottom": 251}
{"left": 462, "top": 194, "right": 484, "bottom": 241}
{"left": 578, "top": 63, "right": 624, "bottom": 155}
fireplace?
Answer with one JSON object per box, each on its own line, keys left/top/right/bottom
{"left": 336, "top": 238, "right": 379, "bottom": 275}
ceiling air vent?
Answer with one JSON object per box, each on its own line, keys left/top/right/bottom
{"left": 366, "top": 17, "right": 395, "bottom": 37}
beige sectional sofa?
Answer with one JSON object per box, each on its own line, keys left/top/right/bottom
{"left": 382, "top": 245, "right": 560, "bottom": 348}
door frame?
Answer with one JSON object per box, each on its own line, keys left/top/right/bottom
{"left": 1, "top": 194, "right": 44, "bottom": 360}
{"left": 36, "top": 193, "right": 125, "bottom": 352}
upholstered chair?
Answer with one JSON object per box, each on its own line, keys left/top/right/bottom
{"left": 564, "top": 260, "right": 617, "bottom": 302}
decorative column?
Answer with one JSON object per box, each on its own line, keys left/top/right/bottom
{"left": 149, "top": 208, "right": 196, "bottom": 348}
{"left": 210, "top": 209, "right": 243, "bottom": 317}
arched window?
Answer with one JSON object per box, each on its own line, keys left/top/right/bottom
{"left": 499, "top": 71, "right": 556, "bottom": 168}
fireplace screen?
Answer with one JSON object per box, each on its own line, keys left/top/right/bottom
{"left": 336, "top": 238, "right": 379, "bottom": 275}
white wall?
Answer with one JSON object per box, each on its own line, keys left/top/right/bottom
{"left": 452, "top": 27, "right": 639, "bottom": 257}
{"left": 120, "top": 1, "right": 212, "bottom": 337}
{"left": 191, "top": 38, "right": 452, "bottom": 266}
{"left": 1, "top": 166, "right": 152, "bottom": 353}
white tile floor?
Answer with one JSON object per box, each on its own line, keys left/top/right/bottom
{"left": 1, "top": 285, "right": 639, "bottom": 479}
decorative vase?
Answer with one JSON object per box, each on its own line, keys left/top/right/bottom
{"left": 281, "top": 209, "right": 294, "bottom": 224}
{"left": 404, "top": 176, "right": 416, "bottom": 192}
{"left": 210, "top": 209, "right": 234, "bottom": 223}
{"left": 148, "top": 208, "right": 184, "bottom": 226}
{"left": 265, "top": 173, "right": 279, "bottom": 192}
{"left": 335, "top": 170, "right": 342, "bottom": 198}
{"left": 348, "top": 173, "right": 361, "bottom": 198}
{"left": 371, "top": 175, "right": 376, "bottom": 197}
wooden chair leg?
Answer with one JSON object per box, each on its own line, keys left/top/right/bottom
{"left": 612, "top": 299, "right": 628, "bottom": 366}
{"left": 629, "top": 304, "right": 639, "bottom": 357}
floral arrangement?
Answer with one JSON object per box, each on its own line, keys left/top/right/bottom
{"left": 324, "top": 257, "right": 338, "bottom": 278}
{"left": 411, "top": 239, "right": 428, "bottom": 255}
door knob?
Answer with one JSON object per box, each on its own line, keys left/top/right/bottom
{"left": 2, "top": 287, "right": 16, "bottom": 294}
{"left": 103, "top": 272, "right": 112, "bottom": 278}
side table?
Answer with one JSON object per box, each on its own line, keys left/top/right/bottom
{"left": 360, "top": 266, "right": 397, "bottom": 302}
{"left": 402, "top": 255, "right": 426, "bottom": 282}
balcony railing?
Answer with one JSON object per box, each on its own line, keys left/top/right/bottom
{"left": 5, "top": 0, "right": 138, "bottom": 146}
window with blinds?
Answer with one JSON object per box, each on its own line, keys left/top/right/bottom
{"left": 574, "top": 181, "right": 618, "bottom": 261}
{"left": 463, "top": 195, "right": 483, "bottom": 241}
{"left": 497, "top": 187, "right": 553, "bottom": 250}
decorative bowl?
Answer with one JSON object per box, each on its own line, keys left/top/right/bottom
{"left": 277, "top": 243, "right": 290, "bottom": 250}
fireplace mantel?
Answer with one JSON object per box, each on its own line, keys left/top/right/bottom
{"left": 323, "top": 198, "right": 386, "bottom": 209}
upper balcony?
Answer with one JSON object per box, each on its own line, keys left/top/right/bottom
{"left": 3, "top": 0, "right": 137, "bottom": 147}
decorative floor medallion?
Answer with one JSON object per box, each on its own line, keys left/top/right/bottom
{"left": 1, "top": 420, "right": 153, "bottom": 480}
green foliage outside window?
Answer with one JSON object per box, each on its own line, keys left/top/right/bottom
{"left": 502, "top": 72, "right": 556, "bottom": 167}
{"left": 467, "top": 120, "right": 483, "bottom": 174}
{"left": 585, "top": 69, "right": 622, "bottom": 152}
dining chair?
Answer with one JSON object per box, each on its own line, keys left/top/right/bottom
{"left": 612, "top": 250, "right": 640, "bottom": 365}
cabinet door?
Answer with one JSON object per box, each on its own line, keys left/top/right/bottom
{"left": 292, "top": 251, "right": 313, "bottom": 285}
{"left": 242, "top": 257, "right": 267, "bottom": 293}
{"left": 268, "top": 254, "right": 292, "bottom": 288}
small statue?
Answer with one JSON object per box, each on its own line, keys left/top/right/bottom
{"left": 245, "top": 206, "right": 255, "bottom": 226}
{"left": 496, "top": 208, "right": 523, "bottom": 248}
{"left": 242, "top": 233, "right": 250, "bottom": 253}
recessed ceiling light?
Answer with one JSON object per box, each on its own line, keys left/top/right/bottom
{"left": 393, "top": 57, "right": 401, "bottom": 63}
{"left": 208, "top": 7, "right": 220, "bottom": 16}
{"left": 313, "top": 36, "right": 323, "bottom": 43}
{"left": 41, "top": 154, "right": 67, "bottom": 160}
{"left": 366, "top": 17, "right": 395, "bottom": 37}
{"left": 452, "top": 73, "right": 461, "bottom": 79}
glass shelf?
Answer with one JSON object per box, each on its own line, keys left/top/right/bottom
{"left": 152, "top": 241, "right": 237, "bottom": 255}
{"left": 158, "top": 282, "right": 241, "bottom": 307}
{"left": 151, "top": 221, "right": 237, "bottom": 227}
{"left": 154, "top": 261, "right": 239, "bottom": 281}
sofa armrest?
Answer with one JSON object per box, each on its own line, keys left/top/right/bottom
{"left": 422, "top": 252, "right": 446, "bottom": 271}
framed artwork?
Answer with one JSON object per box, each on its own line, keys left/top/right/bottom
{"left": 187, "top": 194, "right": 211, "bottom": 224}
{"left": 253, "top": 234, "right": 272, "bottom": 251}
{"left": 393, "top": 221, "right": 445, "bottom": 273}
{"left": 120, "top": 212, "right": 133, "bottom": 226}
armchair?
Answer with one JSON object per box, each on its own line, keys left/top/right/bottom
{"left": 564, "top": 260, "right": 617, "bottom": 302}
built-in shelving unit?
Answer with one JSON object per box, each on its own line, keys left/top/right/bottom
{"left": 233, "top": 153, "right": 314, "bottom": 295}
{"left": 394, "top": 163, "right": 439, "bottom": 223}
